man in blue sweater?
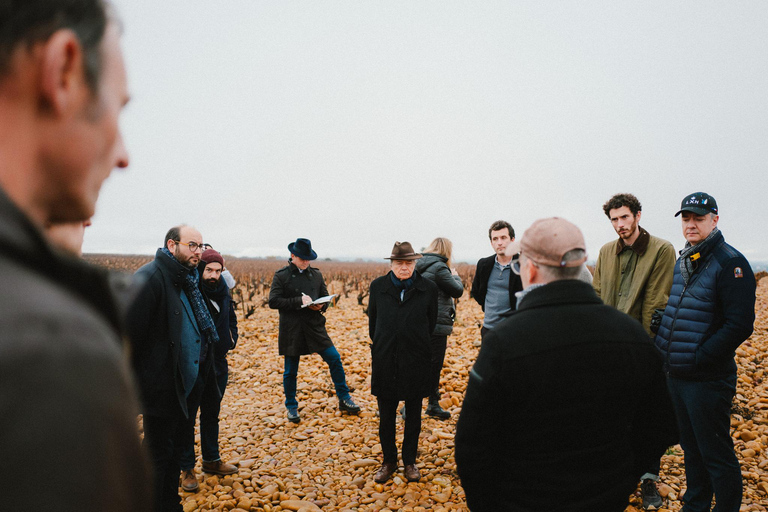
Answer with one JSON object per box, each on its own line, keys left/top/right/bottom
{"left": 655, "top": 192, "right": 756, "bottom": 512}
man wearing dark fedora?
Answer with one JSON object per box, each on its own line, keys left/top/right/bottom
{"left": 368, "top": 241, "right": 438, "bottom": 483}
{"left": 269, "top": 238, "right": 361, "bottom": 423}
{"left": 655, "top": 192, "right": 756, "bottom": 512}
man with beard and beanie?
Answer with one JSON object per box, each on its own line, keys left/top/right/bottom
{"left": 655, "top": 193, "right": 756, "bottom": 512}
{"left": 456, "top": 218, "right": 677, "bottom": 511}
{"left": 269, "top": 238, "right": 361, "bottom": 423}
{"left": 0, "top": 1, "right": 151, "bottom": 509}
{"left": 593, "top": 193, "right": 676, "bottom": 509}
{"left": 368, "top": 241, "right": 438, "bottom": 483}
{"left": 127, "top": 225, "right": 219, "bottom": 512}
{"left": 178, "top": 248, "right": 239, "bottom": 492}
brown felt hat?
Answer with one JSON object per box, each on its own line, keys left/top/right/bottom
{"left": 509, "top": 217, "right": 587, "bottom": 268}
{"left": 384, "top": 241, "right": 422, "bottom": 261}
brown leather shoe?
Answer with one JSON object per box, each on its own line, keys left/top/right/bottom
{"left": 374, "top": 462, "right": 397, "bottom": 483}
{"left": 181, "top": 470, "right": 199, "bottom": 492}
{"left": 202, "top": 459, "right": 238, "bottom": 475}
{"left": 404, "top": 464, "right": 421, "bottom": 482}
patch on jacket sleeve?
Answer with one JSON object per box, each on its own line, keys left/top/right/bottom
{"left": 734, "top": 267, "right": 743, "bottom": 278}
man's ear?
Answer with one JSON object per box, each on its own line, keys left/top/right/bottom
{"left": 39, "top": 29, "right": 87, "bottom": 115}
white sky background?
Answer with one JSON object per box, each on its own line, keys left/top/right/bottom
{"left": 86, "top": 0, "right": 768, "bottom": 264}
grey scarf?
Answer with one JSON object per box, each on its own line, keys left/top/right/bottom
{"left": 679, "top": 227, "right": 720, "bottom": 284}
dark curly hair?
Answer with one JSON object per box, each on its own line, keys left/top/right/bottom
{"left": 488, "top": 220, "right": 514, "bottom": 240}
{"left": 602, "top": 193, "right": 642, "bottom": 218}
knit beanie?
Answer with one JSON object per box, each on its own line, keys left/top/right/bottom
{"left": 201, "top": 248, "right": 225, "bottom": 267}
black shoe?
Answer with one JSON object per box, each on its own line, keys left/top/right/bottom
{"left": 640, "top": 479, "right": 662, "bottom": 510}
{"left": 339, "top": 397, "right": 361, "bottom": 415}
{"left": 286, "top": 407, "right": 300, "bottom": 423}
{"left": 425, "top": 401, "right": 451, "bottom": 420}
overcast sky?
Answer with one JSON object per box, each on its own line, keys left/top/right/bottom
{"left": 86, "top": 0, "right": 768, "bottom": 264}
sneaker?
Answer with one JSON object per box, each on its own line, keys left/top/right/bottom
{"left": 640, "top": 479, "right": 662, "bottom": 510}
{"left": 287, "top": 407, "right": 300, "bottom": 423}
{"left": 180, "top": 470, "right": 198, "bottom": 492}
{"left": 339, "top": 397, "right": 361, "bottom": 415}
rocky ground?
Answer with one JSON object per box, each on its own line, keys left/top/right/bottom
{"left": 171, "top": 277, "right": 768, "bottom": 512}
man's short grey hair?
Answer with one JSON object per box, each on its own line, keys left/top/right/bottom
{"left": 536, "top": 249, "right": 588, "bottom": 282}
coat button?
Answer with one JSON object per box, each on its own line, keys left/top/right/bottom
{"left": 194, "top": 360, "right": 198, "bottom": 365}
{"left": 195, "top": 339, "right": 200, "bottom": 344}
{"left": 174, "top": 310, "right": 180, "bottom": 315}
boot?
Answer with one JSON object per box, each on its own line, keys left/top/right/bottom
{"left": 425, "top": 390, "right": 450, "bottom": 420}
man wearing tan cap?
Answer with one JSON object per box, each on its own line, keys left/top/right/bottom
{"left": 456, "top": 217, "right": 677, "bottom": 511}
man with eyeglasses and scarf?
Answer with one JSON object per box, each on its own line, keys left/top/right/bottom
{"left": 127, "top": 225, "right": 218, "bottom": 512}
{"left": 655, "top": 193, "right": 756, "bottom": 512}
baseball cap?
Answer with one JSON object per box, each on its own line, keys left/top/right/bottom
{"left": 508, "top": 217, "right": 588, "bottom": 268}
{"left": 675, "top": 192, "right": 718, "bottom": 217}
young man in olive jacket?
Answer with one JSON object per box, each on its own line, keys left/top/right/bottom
{"left": 269, "top": 238, "right": 361, "bottom": 423}
{"left": 0, "top": 2, "right": 152, "bottom": 510}
{"left": 127, "top": 225, "right": 219, "bottom": 512}
{"left": 593, "top": 193, "right": 676, "bottom": 510}
{"left": 456, "top": 218, "right": 677, "bottom": 512}
{"left": 655, "top": 193, "right": 756, "bottom": 512}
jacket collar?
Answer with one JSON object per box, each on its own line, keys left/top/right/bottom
{"left": 381, "top": 270, "right": 427, "bottom": 300}
{"left": 288, "top": 261, "right": 315, "bottom": 278}
{"left": 155, "top": 247, "right": 193, "bottom": 285}
{"left": 615, "top": 226, "right": 650, "bottom": 256}
{"left": 516, "top": 279, "right": 602, "bottom": 312}
{"left": 0, "top": 186, "right": 123, "bottom": 332}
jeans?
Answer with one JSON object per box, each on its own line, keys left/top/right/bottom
{"left": 667, "top": 375, "right": 741, "bottom": 512}
{"left": 283, "top": 346, "right": 350, "bottom": 408}
{"left": 377, "top": 397, "right": 423, "bottom": 465}
{"left": 179, "top": 369, "right": 227, "bottom": 470}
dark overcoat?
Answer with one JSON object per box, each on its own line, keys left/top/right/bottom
{"left": 126, "top": 249, "right": 214, "bottom": 418}
{"left": 268, "top": 262, "right": 334, "bottom": 356}
{"left": 198, "top": 261, "right": 239, "bottom": 377}
{"left": 368, "top": 270, "right": 438, "bottom": 399}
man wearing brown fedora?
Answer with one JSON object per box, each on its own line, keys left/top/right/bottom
{"left": 456, "top": 218, "right": 676, "bottom": 511}
{"left": 269, "top": 238, "right": 361, "bottom": 423}
{"left": 368, "top": 241, "right": 438, "bottom": 483}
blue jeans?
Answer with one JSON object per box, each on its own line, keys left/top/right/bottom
{"left": 667, "top": 375, "right": 741, "bottom": 512}
{"left": 283, "top": 346, "right": 350, "bottom": 408}
{"left": 179, "top": 369, "right": 227, "bottom": 470}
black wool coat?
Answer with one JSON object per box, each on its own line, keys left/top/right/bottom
{"left": 368, "top": 271, "right": 438, "bottom": 399}
{"left": 268, "top": 262, "right": 334, "bottom": 356}
{"left": 126, "top": 249, "right": 215, "bottom": 419}
{"left": 455, "top": 280, "right": 678, "bottom": 511}
{"left": 470, "top": 254, "right": 523, "bottom": 312}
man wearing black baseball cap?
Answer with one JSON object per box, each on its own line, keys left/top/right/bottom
{"left": 269, "top": 238, "right": 361, "bottom": 423}
{"left": 655, "top": 192, "right": 756, "bottom": 512}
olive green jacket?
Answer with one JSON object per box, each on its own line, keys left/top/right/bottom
{"left": 593, "top": 228, "right": 676, "bottom": 337}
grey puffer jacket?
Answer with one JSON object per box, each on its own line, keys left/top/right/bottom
{"left": 416, "top": 253, "right": 464, "bottom": 335}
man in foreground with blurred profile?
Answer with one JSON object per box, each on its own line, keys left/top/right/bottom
{"left": 456, "top": 217, "right": 677, "bottom": 511}
{"left": 655, "top": 193, "right": 756, "bottom": 512}
{"left": 0, "top": 0, "right": 151, "bottom": 510}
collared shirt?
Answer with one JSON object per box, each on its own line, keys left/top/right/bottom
{"left": 614, "top": 228, "right": 650, "bottom": 314}
{"left": 483, "top": 256, "right": 512, "bottom": 329}
{"left": 515, "top": 283, "right": 547, "bottom": 308}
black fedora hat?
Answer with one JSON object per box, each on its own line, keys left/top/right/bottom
{"left": 385, "top": 241, "right": 422, "bottom": 261}
{"left": 288, "top": 238, "right": 318, "bottom": 260}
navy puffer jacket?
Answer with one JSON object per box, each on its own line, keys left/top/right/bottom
{"left": 654, "top": 231, "right": 756, "bottom": 380}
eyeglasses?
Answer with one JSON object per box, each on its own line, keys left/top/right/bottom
{"left": 511, "top": 253, "right": 538, "bottom": 275}
{"left": 174, "top": 241, "right": 212, "bottom": 253}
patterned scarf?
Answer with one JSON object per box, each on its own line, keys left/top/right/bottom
{"left": 162, "top": 248, "right": 219, "bottom": 346}
{"left": 679, "top": 227, "right": 720, "bottom": 284}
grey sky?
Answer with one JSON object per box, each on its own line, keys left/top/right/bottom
{"left": 87, "top": 0, "right": 768, "bottom": 263}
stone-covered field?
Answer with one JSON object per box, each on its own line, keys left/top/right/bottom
{"left": 89, "top": 256, "right": 768, "bottom": 511}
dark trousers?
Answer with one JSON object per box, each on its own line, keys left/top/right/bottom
{"left": 179, "top": 369, "right": 227, "bottom": 470}
{"left": 667, "top": 375, "right": 741, "bottom": 512}
{"left": 429, "top": 334, "right": 448, "bottom": 399}
{"left": 377, "top": 397, "right": 423, "bottom": 465}
{"left": 143, "top": 377, "right": 204, "bottom": 512}
{"left": 283, "top": 346, "right": 350, "bottom": 408}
